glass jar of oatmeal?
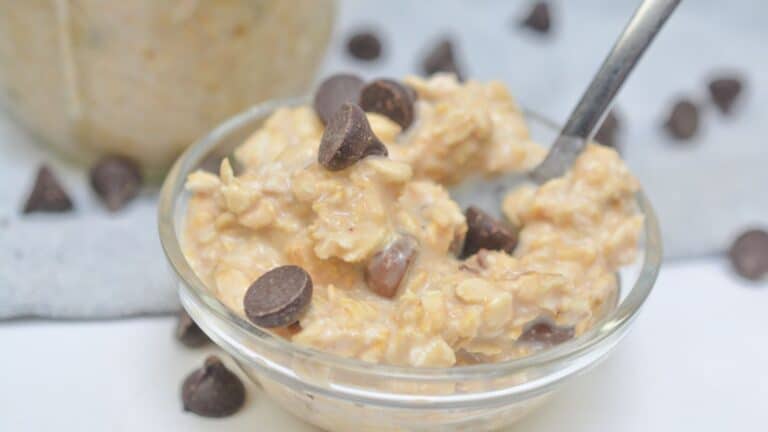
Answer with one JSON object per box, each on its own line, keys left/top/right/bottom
{"left": 0, "top": 0, "right": 335, "bottom": 176}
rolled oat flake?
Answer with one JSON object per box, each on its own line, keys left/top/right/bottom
{"left": 728, "top": 229, "right": 768, "bottom": 281}
{"left": 181, "top": 355, "right": 246, "bottom": 418}
{"left": 318, "top": 102, "right": 388, "bottom": 171}
{"left": 244, "top": 265, "right": 313, "bottom": 328}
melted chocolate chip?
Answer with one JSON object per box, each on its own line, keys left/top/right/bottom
{"left": 175, "top": 310, "right": 210, "bottom": 348}
{"left": 313, "top": 74, "right": 365, "bottom": 125}
{"left": 244, "top": 265, "right": 313, "bottom": 328}
{"left": 359, "top": 79, "right": 416, "bottom": 129}
{"left": 181, "top": 356, "right": 246, "bottom": 417}
{"left": 90, "top": 155, "right": 143, "bottom": 212}
{"left": 518, "top": 316, "right": 574, "bottom": 346}
{"left": 23, "top": 165, "right": 74, "bottom": 213}
{"left": 663, "top": 99, "right": 699, "bottom": 140}
{"left": 708, "top": 76, "right": 743, "bottom": 114}
{"left": 728, "top": 229, "right": 768, "bottom": 281}
{"left": 346, "top": 31, "right": 382, "bottom": 61}
{"left": 365, "top": 235, "right": 418, "bottom": 298}
{"left": 318, "top": 103, "right": 388, "bottom": 171}
{"left": 461, "top": 206, "right": 518, "bottom": 259}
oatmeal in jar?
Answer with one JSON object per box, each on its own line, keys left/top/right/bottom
{"left": 182, "top": 73, "right": 642, "bottom": 367}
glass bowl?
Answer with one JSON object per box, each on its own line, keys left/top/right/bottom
{"left": 158, "top": 98, "right": 662, "bottom": 431}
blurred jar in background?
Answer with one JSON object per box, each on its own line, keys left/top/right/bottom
{"left": 0, "top": 0, "right": 335, "bottom": 175}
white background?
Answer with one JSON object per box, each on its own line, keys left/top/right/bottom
{"left": 2, "top": 257, "right": 766, "bottom": 430}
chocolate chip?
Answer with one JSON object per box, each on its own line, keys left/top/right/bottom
{"left": 346, "top": 31, "right": 382, "bottom": 61}
{"left": 175, "top": 310, "right": 210, "bottom": 348}
{"left": 521, "top": 2, "right": 552, "bottom": 34}
{"left": 359, "top": 79, "right": 416, "bottom": 129}
{"left": 728, "top": 229, "right": 768, "bottom": 281}
{"left": 318, "top": 103, "right": 388, "bottom": 171}
{"left": 594, "top": 109, "right": 621, "bottom": 150}
{"left": 90, "top": 155, "right": 142, "bottom": 211}
{"left": 182, "top": 356, "right": 246, "bottom": 418}
{"left": 518, "top": 316, "right": 574, "bottom": 346}
{"left": 421, "top": 38, "right": 464, "bottom": 81}
{"left": 23, "top": 165, "right": 74, "bottom": 214}
{"left": 708, "top": 76, "right": 743, "bottom": 114}
{"left": 461, "top": 206, "right": 518, "bottom": 259}
{"left": 365, "top": 235, "right": 418, "bottom": 298}
{"left": 663, "top": 99, "right": 699, "bottom": 140}
{"left": 244, "top": 265, "right": 313, "bottom": 328}
{"left": 313, "top": 74, "right": 365, "bottom": 125}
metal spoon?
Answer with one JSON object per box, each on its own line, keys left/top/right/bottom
{"left": 452, "top": 0, "right": 681, "bottom": 215}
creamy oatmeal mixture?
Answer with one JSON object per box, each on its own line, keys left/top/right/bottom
{"left": 182, "top": 74, "right": 642, "bottom": 367}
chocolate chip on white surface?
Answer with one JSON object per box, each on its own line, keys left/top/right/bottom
{"left": 521, "top": 2, "right": 552, "bottom": 34}
{"left": 728, "top": 229, "right": 768, "bottom": 281}
{"left": 421, "top": 38, "right": 464, "bottom": 81}
{"left": 346, "top": 31, "right": 383, "bottom": 61}
{"left": 181, "top": 356, "right": 246, "bottom": 418}
{"left": 90, "top": 155, "right": 143, "bottom": 211}
{"left": 708, "top": 76, "right": 743, "bottom": 114}
{"left": 23, "top": 165, "right": 74, "bottom": 213}
{"left": 663, "top": 99, "right": 699, "bottom": 140}
{"left": 175, "top": 309, "right": 210, "bottom": 348}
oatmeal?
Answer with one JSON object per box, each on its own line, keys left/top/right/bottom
{"left": 182, "top": 74, "right": 642, "bottom": 367}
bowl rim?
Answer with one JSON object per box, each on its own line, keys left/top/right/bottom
{"left": 158, "top": 97, "right": 663, "bottom": 382}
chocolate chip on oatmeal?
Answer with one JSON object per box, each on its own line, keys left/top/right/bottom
{"left": 318, "top": 103, "right": 388, "bottom": 171}
{"left": 421, "top": 38, "right": 464, "bottom": 81}
{"left": 182, "top": 355, "right": 246, "bottom": 417}
{"left": 708, "top": 76, "right": 743, "bottom": 114}
{"left": 521, "top": 2, "right": 552, "bottom": 34}
{"left": 663, "top": 99, "right": 699, "bottom": 140}
{"left": 518, "top": 316, "right": 574, "bottom": 346}
{"left": 365, "top": 235, "right": 418, "bottom": 298}
{"left": 461, "top": 206, "right": 518, "bottom": 259}
{"left": 594, "top": 109, "right": 621, "bottom": 150}
{"left": 359, "top": 79, "right": 416, "bottom": 129}
{"left": 313, "top": 74, "right": 365, "bottom": 125}
{"left": 244, "top": 265, "right": 313, "bottom": 328}
{"left": 728, "top": 229, "right": 768, "bottom": 281}
{"left": 90, "top": 155, "right": 143, "bottom": 211}
{"left": 346, "top": 31, "right": 382, "bottom": 61}
{"left": 175, "top": 310, "right": 210, "bottom": 348}
{"left": 23, "top": 165, "right": 74, "bottom": 214}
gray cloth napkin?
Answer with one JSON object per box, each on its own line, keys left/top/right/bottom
{"left": 2, "top": 0, "right": 766, "bottom": 319}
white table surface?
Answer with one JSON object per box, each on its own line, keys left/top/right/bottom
{"left": 1, "top": 257, "right": 766, "bottom": 431}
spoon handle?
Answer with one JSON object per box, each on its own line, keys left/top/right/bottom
{"left": 532, "top": 0, "right": 681, "bottom": 183}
